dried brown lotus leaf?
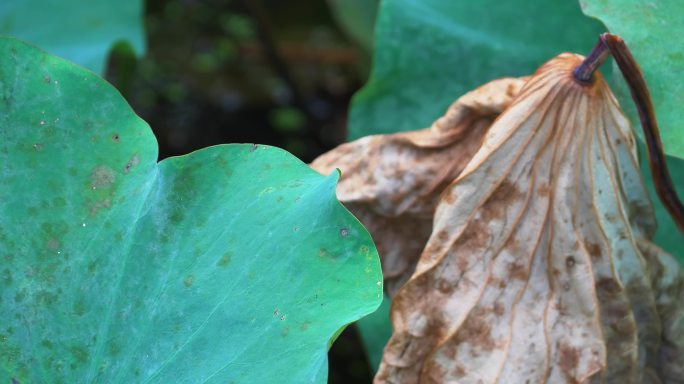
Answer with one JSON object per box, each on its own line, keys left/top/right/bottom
{"left": 311, "top": 77, "right": 527, "bottom": 294}
{"left": 637, "top": 239, "right": 684, "bottom": 382}
{"left": 376, "top": 53, "right": 683, "bottom": 383}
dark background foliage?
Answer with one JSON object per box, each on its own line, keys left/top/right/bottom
{"left": 107, "top": 0, "right": 368, "bottom": 164}
{"left": 105, "top": 0, "right": 375, "bottom": 382}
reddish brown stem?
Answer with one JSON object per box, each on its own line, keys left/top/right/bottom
{"left": 574, "top": 33, "right": 684, "bottom": 234}
{"left": 573, "top": 39, "right": 610, "bottom": 83}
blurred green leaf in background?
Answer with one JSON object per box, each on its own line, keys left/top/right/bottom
{"left": 327, "top": 0, "right": 379, "bottom": 52}
{"left": 348, "top": 0, "right": 606, "bottom": 140}
{"left": 582, "top": 0, "right": 684, "bottom": 159}
{"left": 0, "top": 0, "right": 145, "bottom": 74}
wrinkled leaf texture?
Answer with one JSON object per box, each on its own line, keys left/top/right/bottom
{"left": 312, "top": 77, "right": 527, "bottom": 295}
{"left": 375, "top": 54, "right": 683, "bottom": 383}
{"left": 351, "top": 0, "right": 682, "bottom": 265}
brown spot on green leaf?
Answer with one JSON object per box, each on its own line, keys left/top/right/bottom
{"left": 217, "top": 253, "right": 232, "bottom": 267}
{"left": 90, "top": 165, "right": 116, "bottom": 190}
{"left": 183, "top": 275, "right": 194, "bottom": 287}
{"left": 124, "top": 154, "right": 139, "bottom": 174}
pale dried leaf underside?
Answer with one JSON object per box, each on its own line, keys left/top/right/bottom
{"left": 311, "top": 78, "right": 527, "bottom": 294}
{"left": 374, "top": 54, "right": 683, "bottom": 383}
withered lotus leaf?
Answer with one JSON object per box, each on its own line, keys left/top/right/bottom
{"left": 311, "top": 77, "right": 527, "bottom": 294}
{"left": 638, "top": 239, "right": 684, "bottom": 382}
{"left": 374, "top": 54, "right": 684, "bottom": 383}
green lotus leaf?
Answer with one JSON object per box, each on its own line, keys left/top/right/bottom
{"left": 0, "top": 37, "right": 382, "bottom": 383}
{"left": 0, "top": 0, "right": 145, "bottom": 74}
{"left": 581, "top": 0, "right": 684, "bottom": 158}
{"left": 348, "top": 0, "right": 606, "bottom": 139}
